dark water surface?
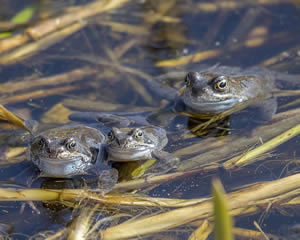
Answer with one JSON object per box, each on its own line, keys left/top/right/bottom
{"left": 0, "top": 0, "right": 299, "bottom": 239}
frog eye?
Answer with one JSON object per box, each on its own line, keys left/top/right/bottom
{"left": 38, "top": 137, "right": 46, "bottom": 149}
{"left": 214, "top": 77, "right": 227, "bottom": 91}
{"left": 184, "top": 74, "right": 191, "bottom": 87}
{"left": 135, "top": 130, "right": 143, "bottom": 139}
{"left": 107, "top": 131, "right": 114, "bottom": 141}
{"left": 66, "top": 139, "right": 77, "bottom": 150}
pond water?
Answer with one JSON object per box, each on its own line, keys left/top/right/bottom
{"left": 0, "top": 0, "right": 299, "bottom": 239}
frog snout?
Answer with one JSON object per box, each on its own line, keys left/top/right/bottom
{"left": 185, "top": 72, "right": 201, "bottom": 84}
{"left": 117, "top": 138, "right": 128, "bottom": 148}
{"left": 46, "top": 146, "right": 65, "bottom": 158}
{"left": 185, "top": 72, "right": 209, "bottom": 96}
{"left": 191, "top": 82, "right": 209, "bottom": 97}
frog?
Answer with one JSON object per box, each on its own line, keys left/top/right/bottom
{"left": 106, "top": 125, "right": 179, "bottom": 177}
{"left": 0, "top": 105, "right": 118, "bottom": 194}
{"left": 182, "top": 66, "right": 278, "bottom": 120}
{"left": 147, "top": 65, "right": 300, "bottom": 122}
{"left": 71, "top": 65, "right": 299, "bottom": 129}
{"left": 27, "top": 124, "right": 118, "bottom": 193}
{"left": 69, "top": 112, "right": 179, "bottom": 177}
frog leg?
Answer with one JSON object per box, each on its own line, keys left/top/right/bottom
{"left": 253, "top": 97, "right": 277, "bottom": 121}
{"left": 146, "top": 109, "right": 177, "bottom": 127}
{"left": 24, "top": 119, "right": 39, "bottom": 134}
{"left": 86, "top": 146, "right": 118, "bottom": 194}
{"left": 96, "top": 167, "right": 118, "bottom": 195}
{"left": 154, "top": 71, "right": 188, "bottom": 86}
{"left": 95, "top": 113, "right": 136, "bottom": 127}
{"left": 146, "top": 150, "right": 179, "bottom": 176}
{"left": 146, "top": 72, "right": 186, "bottom": 101}
{"left": 69, "top": 112, "right": 134, "bottom": 127}
{"left": 86, "top": 165, "right": 118, "bottom": 195}
{"left": 8, "top": 160, "right": 41, "bottom": 187}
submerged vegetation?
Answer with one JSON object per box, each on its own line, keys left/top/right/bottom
{"left": 0, "top": 0, "right": 299, "bottom": 239}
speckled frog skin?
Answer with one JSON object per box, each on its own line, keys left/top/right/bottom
{"left": 150, "top": 65, "right": 299, "bottom": 121}
{"left": 68, "top": 113, "right": 179, "bottom": 175}
{"left": 183, "top": 66, "right": 275, "bottom": 115}
{"left": 29, "top": 125, "right": 106, "bottom": 177}
{"left": 69, "top": 66, "right": 299, "bottom": 127}
{"left": 106, "top": 125, "right": 179, "bottom": 176}
{"left": 28, "top": 124, "right": 118, "bottom": 193}
{"left": 106, "top": 126, "right": 168, "bottom": 162}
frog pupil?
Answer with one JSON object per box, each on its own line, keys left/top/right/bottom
{"left": 184, "top": 75, "right": 190, "bottom": 86}
{"left": 67, "top": 140, "right": 76, "bottom": 149}
{"left": 39, "top": 138, "right": 45, "bottom": 148}
{"left": 108, "top": 131, "right": 114, "bottom": 140}
{"left": 219, "top": 80, "right": 226, "bottom": 88}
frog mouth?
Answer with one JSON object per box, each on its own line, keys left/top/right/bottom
{"left": 107, "top": 147, "right": 153, "bottom": 161}
{"left": 38, "top": 157, "right": 83, "bottom": 164}
{"left": 183, "top": 94, "right": 239, "bottom": 113}
{"left": 35, "top": 157, "right": 87, "bottom": 177}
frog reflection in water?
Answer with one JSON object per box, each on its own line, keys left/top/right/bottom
{"left": 106, "top": 125, "right": 179, "bottom": 176}
{"left": 28, "top": 125, "right": 118, "bottom": 193}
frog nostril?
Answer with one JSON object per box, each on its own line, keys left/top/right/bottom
{"left": 46, "top": 148, "right": 59, "bottom": 158}
{"left": 118, "top": 138, "right": 127, "bottom": 148}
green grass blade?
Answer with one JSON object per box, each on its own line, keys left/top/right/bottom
{"left": 213, "top": 178, "right": 234, "bottom": 240}
{"left": 0, "top": 6, "right": 35, "bottom": 38}
{"left": 11, "top": 6, "right": 35, "bottom": 24}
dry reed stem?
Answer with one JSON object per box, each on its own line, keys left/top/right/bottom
{"left": 0, "top": 86, "right": 79, "bottom": 105}
{"left": 188, "top": 220, "right": 212, "bottom": 240}
{"left": 156, "top": 49, "right": 221, "bottom": 67}
{"left": 224, "top": 124, "right": 300, "bottom": 169}
{"left": 0, "top": 34, "right": 29, "bottom": 53}
{"left": 101, "top": 173, "right": 300, "bottom": 239}
{"left": 0, "top": 0, "right": 130, "bottom": 54}
{"left": 112, "top": 108, "right": 299, "bottom": 192}
{"left": 232, "top": 227, "right": 280, "bottom": 240}
{"left": 27, "top": 0, "right": 130, "bottom": 39}
{"left": 0, "top": 188, "right": 209, "bottom": 208}
{"left": 0, "top": 22, "right": 86, "bottom": 64}
{"left": 176, "top": 108, "right": 300, "bottom": 171}
{"left": 113, "top": 168, "right": 211, "bottom": 191}
{"left": 0, "top": 66, "right": 96, "bottom": 94}
{"left": 280, "top": 98, "right": 300, "bottom": 109}
{"left": 68, "top": 208, "right": 95, "bottom": 240}
{"left": 273, "top": 90, "right": 300, "bottom": 97}
{"left": 0, "top": 175, "right": 298, "bottom": 239}
{"left": 197, "top": 0, "right": 294, "bottom": 12}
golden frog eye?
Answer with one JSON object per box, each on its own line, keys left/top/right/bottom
{"left": 66, "top": 139, "right": 77, "bottom": 150}
{"left": 135, "top": 130, "right": 143, "bottom": 139}
{"left": 214, "top": 77, "right": 227, "bottom": 91}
